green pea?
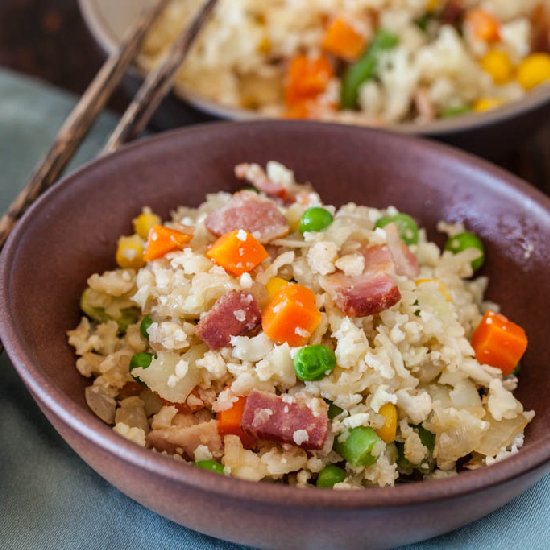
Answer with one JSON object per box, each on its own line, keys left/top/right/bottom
{"left": 513, "top": 362, "right": 521, "bottom": 376}
{"left": 444, "top": 231, "right": 485, "bottom": 272}
{"left": 140, "top": 315, "right": 153, "bottom": 340}
{"left": 242, "top": 184, "right": 259, "bottom": 194}
{"left": 441, "top": 105, "right": 472, "bottom": 118}
{"left": 80, "top": 289, "right": 109, "bottom": 324}
{"left": 293, "top": 345, "right": 337, "bottom": 382}
{"left": 195, "top": 459, "right": 225, "bottom": 474}
{"left": 80, "top": 289, "right": 140, "bottom": 333}
{"left": 316, "top": 464, "right": 347, "bottom": 488}
{"left": 117, "top": 308, "right": 141, "bottom": 332}
{"left": 328, "top": 402, "right": 344, "bottom": 420}
{"left": 299, "top": 207, "right": 334, "bottom": 234}
{"left": 375, "top": 213, "right": 419, "bottom": 245}
{"left": 417, "top": 425, "right": 435, "bottom": 452}
{"left": 414, "top": 13, "right": 433, "bottom": 33}
{"left": 341, "top": 29, "right": 400, "bottom": 110}
{"left": 129, "top": 352, "right": 154, "bottom": 384}
{"left": 395, "top": 442, "right": 415, "bottom": 475}
{"left": 333, "top": 426, "right": 381, "bottom": 467}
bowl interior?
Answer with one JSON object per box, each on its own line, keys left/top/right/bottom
{"left": 1, "top": 121, "right": 550, "bottom": 499}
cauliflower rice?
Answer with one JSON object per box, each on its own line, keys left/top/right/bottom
{"left": 68, "top": 161, "right": 533, "bottom": 488}
{"left": 139, "top": 0, "right": 550, "bottom": 123}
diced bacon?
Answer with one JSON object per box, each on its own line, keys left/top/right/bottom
{"left": 414, "top": 88, "right": 435, "bottom": 123}
{"left": 118, "top": 381, "right": 143, "bottom": 399}
{"left": 197, "top": 291, "right": 261, "bottom": 350}
{"left": 440, "top": 0, "right": 465, "bottom": 26}
{"left": 160, "top": 388, "right": 205, "bottom": 414}
{"left": 361, "top": 243, "right": 395, "bottom": 271}
{"left": 205, "top": 192, "right": 290, "bottom": 243}
{"left": 146, "top": 419, "right": 221, "bottom": 457}
{"left": 384, "top": 223, "right": 420, "bottom": 279}
{"left": 325, "top": 270, "right": 401, "bottom": 317}
{"left": 235, "top": 163, "right": 295, "bottom": 204}
{"left": 324, "top": 225, "right": 419, "bottom": 317}
{"left": 240, "top": 391, "right": 328, "bottom": 450}
{"left": 531, "top": 3, "right": 550, "bottom": 53}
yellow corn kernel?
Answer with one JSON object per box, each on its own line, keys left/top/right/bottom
{"left": 266, "top": 277, "right": 289, "bottom": 301}
{"left": 257, "top": 35, "right": 272, "bottom": 55}
{"left": 116, "top": 235, "right": 145, "bottom": 269}
{"left": 376, "top": 403, "right": 398, "bottom": 443}
{"left": 133, "top": 209, "right": 161, "bottom": 240}
{"left": 481, "top": 49, "right": 513, "bottom": 84}
{"left": 426, "top": 0, "right": 440, "bottom": 12}
{"left": 473, "top": 97, "right": 505, "bottom": 112}
{"left": 517, "top": 53, "right": 550, "bottom": 91}
{"left": 416, "top": 278, "right": 452, "bottom": 302}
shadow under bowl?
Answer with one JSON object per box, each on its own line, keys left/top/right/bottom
{"left": 1, "top": 121, "right": 550, "bottom": 549}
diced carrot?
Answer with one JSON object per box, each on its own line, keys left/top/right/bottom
{"left": 206, "top": 230, "right": 268, "bottom": 276}
{"left": 285, "top": 99, "right": 313, "bottom": 119}
{"left": 217, "top": 396, "right": 255, "bottom": 448}
{"left": 262, "top": 284, "right": 321, "bottom": 346}
{"left": 471, "top": 311, "right": 527, "bottom": 375}
{"left": 466, "top": 9, "right": 500, "bottom": 42}
{"left": 322, "top": 16, "right": 366, "bottom": 61}
{"left": 285, "top": 54, "right": 333, "bottom": 107}
{"left": 143, "top": 225, "right": 192, "bottom": 261}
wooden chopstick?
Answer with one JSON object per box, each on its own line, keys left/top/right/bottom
{"left": 103, "top": 0, "right": 219, "bottom": 154}
{"left": 0, "top": 0, "right": 218, "bottom": 355}
{"left": 0, "top": 0, "right": 169, "bottom": 250}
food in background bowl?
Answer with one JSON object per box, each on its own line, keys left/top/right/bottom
{"left": 139, "top": 0, "right": 550, "bottom": 124}
{"left": 68, "top": 161, "right": 532, "bottom": 488}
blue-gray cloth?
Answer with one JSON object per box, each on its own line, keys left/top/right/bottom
{"left": 0, "top": 69, "right": 548, "bottom": 550}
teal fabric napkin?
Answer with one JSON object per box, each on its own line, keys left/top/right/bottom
{"left": 0, "top": 69, "right": 549, "bottom": 550}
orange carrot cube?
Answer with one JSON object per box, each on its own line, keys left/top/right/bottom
{"left": 262, "top": 284, "right": 321, "bottom": 346}
{"left": 217, "top": 396, "right": 255, "bottom": 448}
{"left": 466, "top": 9, "right": 500, "bottom": 42}
{"left": 322, "top": 16, "right": 366, "bottom": 61}
{"left": 285, "top": 54, "right": 333, "bottom": 106}
{"left": 471, "top": 311, "right": 527, "bottom": 375}
{"left": 206, "top": 230, "right": 268, "bottom": 276}
{"left": 143, "top": 225, "right": 192, "bottom": 261}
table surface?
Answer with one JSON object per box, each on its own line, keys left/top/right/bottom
{"left": 0, "top": 0, "right": 549, "bottom": 195}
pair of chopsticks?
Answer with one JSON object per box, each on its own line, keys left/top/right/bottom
{"left": 0, "top": 0, "right": 218, "bottom": 353}
{"left": 0, "top": 0, "right": 218, "bottom": 250}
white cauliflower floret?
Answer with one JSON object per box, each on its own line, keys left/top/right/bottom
{"left": 488, "top": 379, "right": 523, "bottom": 421}
{"left": 396, "top": 389, "right": 432, "bottom": 424}
{"left": 223, "top": 435, "right": 267, "bottom": 481}
{"left": 307, "top": 242, "right": 338, "bottom": 276}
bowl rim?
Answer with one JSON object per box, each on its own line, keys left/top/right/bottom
{"left": 78, "top": 0, "right": 550, "bottom": 135}
{"left": 1, "top": 120, "right": 550, "bottom": 509}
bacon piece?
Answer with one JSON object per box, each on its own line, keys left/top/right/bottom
{"left": 414, "top": 88, "right": 435, "bottom": 123}
{"left": 440, "top": 0, "right": 465, "bottom": 26}
{"left": 531, "top": 3, "right": 550, "bottom": 53}
{"left": 324, "top": 225, "right": 419, "bottom": 317}
{"left": 241, "top": 391, "right": 328, "bottom": 450}
{"left": 325, "top": 270, "right": 401, "bottom": 317}
{"left": 205, "top": 192, "right": 290, "bottom": 243}
{"left": 235, "top": 163, "right": 295, "bottom": 204}
{"left": 196, "top": 290, "right": 261, "bottom": 350}
{"left": 118, "top": 381, "right": 143, "bottom": 399}
{"left": 147, "top": 419, "right": 221, "bottom": 457}
{"left": 384, "top": 223, "right": 420, "bottom": 279}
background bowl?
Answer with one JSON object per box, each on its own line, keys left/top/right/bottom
{"left": 1, "top": 121, "right": 550, "bottom": 549}
{"left": 78, "top": 0, "right": 550, "bottom": 159}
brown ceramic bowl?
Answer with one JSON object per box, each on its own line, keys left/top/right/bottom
{"left": 79, "top": 0, "right": 550, "bottom": 160}
{"left": 1, "top": 121, "right": 549, "bottom": 549}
